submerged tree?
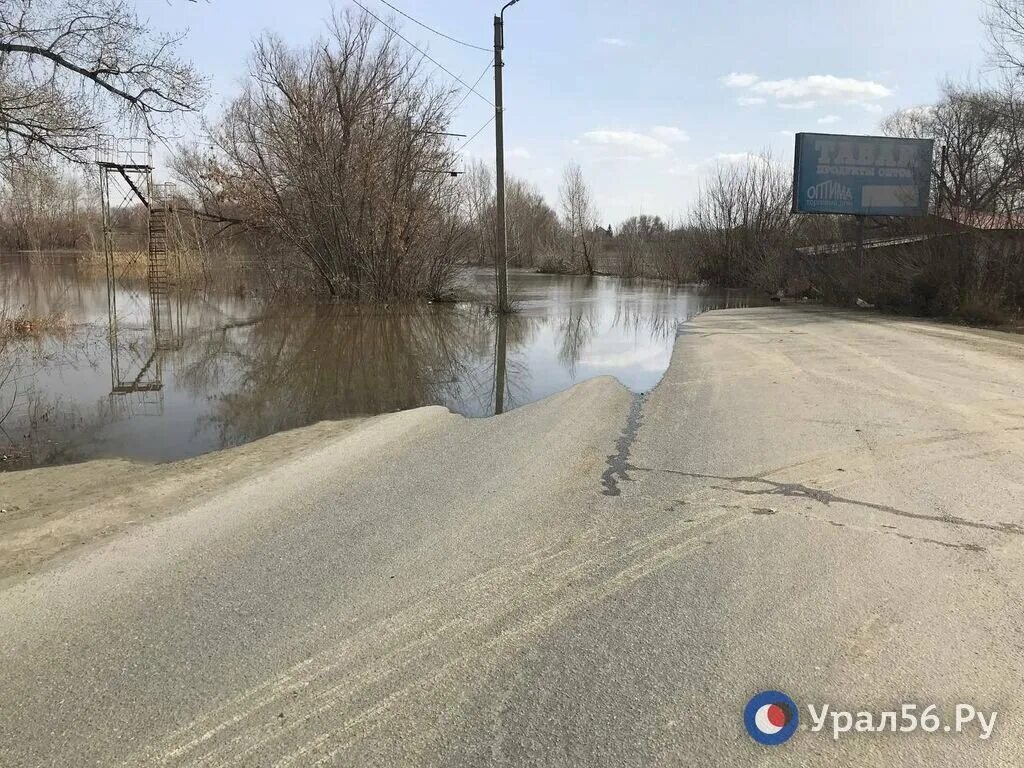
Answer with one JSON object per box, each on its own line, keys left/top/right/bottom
{"left": 615, "top": 215, "right": 670, "bottom": 278}
{"left": 179, "top": 10, "right": 468, "bottom": 300}
{"left": 462, "top": 159, "right": 559, "bottom": 268}
{"left": 0, "top": 0, "right": 205, "bottom": 168}
{"left": 690, "top": 152, "right": 794, "bottom": 289}
{"left": 559, "top": 163, "right": 599, "bottom": 275}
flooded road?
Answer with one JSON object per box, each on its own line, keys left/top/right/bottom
{"left": 0, "top": 255, "right": 757, "bottom": 469}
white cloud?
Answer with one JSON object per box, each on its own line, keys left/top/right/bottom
{"left": 509, "top": 146, "right": 531, "bottom": 159}
{"left": 580, "top": 129, "right": 674, "bottom": 158}
{"left": 737, "top": 96, "right": 766, "bottom": 106}
{"left": 650, "top": 125, "right": 690, "bottom": 143}
{"left": 722, "top": 72, "right": 893, "bottom": 111}
{"left": 817, "top": 114, "right": 841, "bottom": 125}
{"left": 599, "top": 37, "right": 629, "bottom": 47}
{"left": 753, "top": 75, "right": 890, "bottom": 103}
{"left": 722, "top": 72, "right": 760, "bottom": 88}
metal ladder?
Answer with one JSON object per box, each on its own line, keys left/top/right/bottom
{"left": 148, "top": 201, "right": 175, "bottom": 350}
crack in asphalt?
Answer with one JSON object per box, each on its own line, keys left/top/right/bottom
{"left": 600, "top": 394, "right": 644, "bottom": 497}
{"left": 630, "top": 468, "right": 1024, "bottom": 536}
{"left": 792, "top": 510, "right": 987, "bottom": 553}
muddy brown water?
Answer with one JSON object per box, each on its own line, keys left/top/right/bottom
{"left": 0, "top": 254, "right": 760, "bottom": 470}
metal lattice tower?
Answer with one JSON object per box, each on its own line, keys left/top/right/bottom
{"left": 97, "top": 136, "right": 180, "bottom": 405}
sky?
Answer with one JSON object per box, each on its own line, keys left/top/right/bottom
{"left": 145, "top": 0, "right": 990, "bottom": 225}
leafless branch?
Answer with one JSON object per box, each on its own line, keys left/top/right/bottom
{"left": 0, "top": 0, "right": 207, "bottom": 168}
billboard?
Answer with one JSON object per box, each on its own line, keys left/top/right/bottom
{"left": 792, "top": 133, "right": 934, "bottom": 217}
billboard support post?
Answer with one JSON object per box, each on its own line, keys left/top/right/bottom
{"left": 855, "top": 214, "right": 866, "bottom": 302}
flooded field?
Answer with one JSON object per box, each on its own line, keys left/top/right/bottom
{"left": 0, "top": 255, "right": 758, "bottom": 469}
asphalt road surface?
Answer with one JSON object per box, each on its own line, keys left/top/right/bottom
{"left": 2, "top": 307, "right": 1024, "bottom": 767}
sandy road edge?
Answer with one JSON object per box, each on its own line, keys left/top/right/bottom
{"left": 0, "top": 407, "right": 453, "bottom": 587}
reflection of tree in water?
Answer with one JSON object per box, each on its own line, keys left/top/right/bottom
{"left": 556, "top": 311, "right": 597, "bottom": 379}
{"left": 552, "top": 281, "right": 684, "bottom": 378}
{"left": 0, "top": 329, "right": 111, "bottom": 469}
{"left": 0, "top": 390, "right": 86, "bottom": 469}
{"left": 560, "top": 282, "right": 764, "bottom": 376}
{"left": 174, "top": 304, "right": 536, "bottom": 448}
{"left": 610, "top": 301, "right": 679, "bottom": 342}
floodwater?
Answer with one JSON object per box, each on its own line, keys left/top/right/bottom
{"left": 0, "top": 255, "right": 758, "bottom": 470}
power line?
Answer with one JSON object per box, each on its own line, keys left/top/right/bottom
{"left": 452, "top": 58, "right": 493, "bottom": 114}
{"left": 455, "top": 115, "right": 495, "bottom": 154}
{"left": 374, "top": 0, "right": 491, "bottom": 53}
{"left": 352, "top": 0, "right": 494, "bottom": 107}
{"left": 415, "top": 129, "right": 467, "bottom": 137}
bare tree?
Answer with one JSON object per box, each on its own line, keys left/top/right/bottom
{"left": 690, "top": 151, "right": 794, "bottom": 290}
{"left": 882, "top": 83, "right": 1015, "bottom": 220}
{"left": 0, "top": 0, "right": 206, "bottom": 168}
{"left": 614, "top": 215, "right": 669, "bottom": 278}
{"left": 177, "top": 10, "right": 467, "bottom": 300}
{"left": 506, "top": 177, "right": 559, "bottom": 268}
{"left": 0, "top": 160, "right": 93, "bottom": 249}
{"left": 460, "top": 160, "right": 559, "bottom": 269}
{"left": 650, "top": 227, "right": 695, "bottom": 284}
{"left": 461, "top": 160, "right": 495, "bottom": 265}
{"left": 615, "top": 227, "right": 644, "bottom": 278}
{"left": 985, "top": 0, "right": 1024, "bottom": 71}
{"left": 618, "top": 214, "right": 667, "bottom": 242}
{"left": 558, "top": 162, "right": 598, "bottom": 274}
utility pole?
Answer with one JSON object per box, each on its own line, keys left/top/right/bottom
{"left": 493, "top": 0, "right": 521, "bottom": 314}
